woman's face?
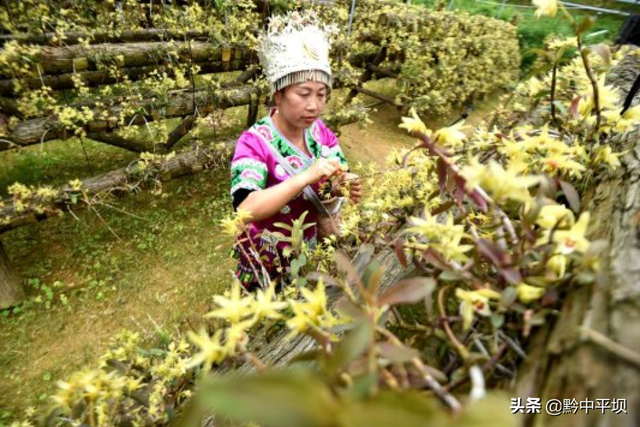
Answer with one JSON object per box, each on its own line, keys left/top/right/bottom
{"left": 274, "top": 81, "right": 328, "bottom": 129}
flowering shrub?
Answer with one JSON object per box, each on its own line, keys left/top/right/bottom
{"left": 7, "top": 1, "right": 640, "bottom": 426}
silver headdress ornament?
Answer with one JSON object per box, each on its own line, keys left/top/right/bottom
{"left": 257, "top": 11, "right": 335, "bottom": 96}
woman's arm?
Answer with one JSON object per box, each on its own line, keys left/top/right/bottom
{"left": 239, "top": 158, "right": 341, "bottom": 222}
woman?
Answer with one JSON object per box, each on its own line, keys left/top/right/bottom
{"left": 229, "top": 11, "right": 361, "bottom": 290}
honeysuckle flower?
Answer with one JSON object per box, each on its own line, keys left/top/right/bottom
{"left": 206, "top": 281, "right": 253, "bottom": 324}
{"left": 547, "top": 36, "right": 577, "bottom": 50}
{"left": 223, "top": 319, "right": 254, "bottom": 354}
{"left": 552, "top": 212, "right": 590, "bottom": 255}
{"left": 535, "top": 204, "right": 575, "bottom": 229}
{"left": 185, "top": 329, "right": 225, "bottom": 372}
{"left": 455, "top": 288, "right": 501, "bottom": 330}
{"left": 220, "top": 208, "right": 252, "bottom": 237}
{"left": 548, "top": 253, "right": 567, "bottom": 278}
{"left": 407, "top": 208, "right": 441, "bottom": 238}
{"left": 525, "top": 76, "right": 545, "bottom": 96}
{"left": 485, "top": 162, "right": 541, "bottom": 204}
{"left": 399, "top": 107, "right": 432, "bottom": 137}
{"left": 623, "top": 105, "right": 640, "bottom": 121}
{"left": 533, "top": 0, "right": 558, "bottom": 18}
{"left": 434, "top": 121, "right": 467, "bottom": 149}
{"left": 541, "top": 152, "right": 586, "bottom": 178}
{"left": 517, "top": 283, "right": 546, "bottom": 304}
{"left": 251, "top": 285, "right": 288, "bottom": 320}
{"left": 286, "top": 278, "right": 331, "bottom": 336}
{"left": 593, "top": 145, "right": 622, "bottom": 169}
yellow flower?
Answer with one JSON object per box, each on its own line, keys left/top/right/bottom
{"left": 517, "top": 283, "right": 546, "bottom": 304}
{"left": 286, "top": 279, "right": 332, "bottom": 337}
{"left": 553, "top": 212, "right": 590, "bottom": 255}
{"left": 525, "top": 76, "right": 545, "bottom": 96}
{"left": 434, "top": 121, "right": 467, "bottom": 149}
{"left": 485, "top": 162, "right": 540, "bottom": 204}
{"left": 623, "top": 105, "right": 640, "bottom": 121}
{"left": 185, "top": 329, "right": 225, "bottom": 372}
{"left": 223, "top": 319, "right": 254, "bottom": 355}
{"left": 399, "top": 107, "right": 432, "bottom": 137}
{"left": 548, "top": 253, "right": 567, "bottom": 278}
{"left": 220, "top": 208, "right": 252, "bottom": 237}
{"left": 535, "top": 204, "right": 575, "bottom": 229}
{"left": 593, "top": 145, "right": 622, "bottom": 169}
{"left": 455, "top": 288, "right": 501, "bottom": 330}
{"left": 533, "top": 0, "right": 558, "bottom": 18}
{"left": 251, "top": 285, "right": 288, "bottom": 320}
{"left": 205, "top": 281, "right": 253, "bottom": 324}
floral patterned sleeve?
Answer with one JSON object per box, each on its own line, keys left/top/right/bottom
{"left": 230, "top": 131, "right": 269, "bottom": 197}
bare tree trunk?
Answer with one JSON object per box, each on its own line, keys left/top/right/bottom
{"left": 0, "top": 60, "right": 249, "bottom": 96}
{"left": 3, "top": 84, "right": 262, "bottom": 149}
{"left": 0, "top": 41, "right": 249, "bottom": 77}
{"left": 0, "top": 240, "right": 24, "bottom": 310}
{"left": 0, "top": 29, "right": 211, "bottom": 46}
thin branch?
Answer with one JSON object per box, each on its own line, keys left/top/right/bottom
{"left": 581, "top": 327, "right": 640, "bottom": 369}
{"left": 437, "top": 285, "right": 469, "bottom": 361}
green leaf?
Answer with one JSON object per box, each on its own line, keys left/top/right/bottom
{"left": 290, "top": 259, "right": 300, "bottom": 277}
{"left": 589, "top": 43, "right": 611, "bottom": 65}
{"left": 186, "top": 370, "right": 338, "bottom": 427}
{"left": 577, "top": 16, "right": 596, "bottom": 34}
{"left": 379, "top": 277, "right": 435, "bottom": 307}
{"left": 273, "top": 222, "right": 292, "bottom": 231}
{"left": 439, "top": 269, "right": 462, "bottom": 281}
{"left": 552, "top": 100, "right": 567, "bottom": 115}
{"left": 362, "top": 261, "right": 384, "bottom": 294}
{"left": 298, "top": 253, "right": 307, "bottom": 266}
{"left": 377, "top": 341, "right": 419, "bottom": 364}
{"left": 282, "top": 246, "right": 293, "bottom": 258}
{"left": 327, "top": 320, "right": 373, "bottom": 375}
{"left": 340, "top": 390, "right": 444, "bottom": 427}
{"left": 342, "top": 373, "right": 378, "bottom": 400}
{"left": 490, "top": 313, "right": 505, "bottom": 329}
{"left": 457, "top": 393, "right": 515, "bottom": 427}
{"left": 559, "top": 180, "right": 580, "bottom": 213}
{"left": 500, "top": 287, "right": 518, "bottom": 308}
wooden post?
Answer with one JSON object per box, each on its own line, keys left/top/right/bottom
{"left": 0, "top": 240, "right": 24, "bottom": 310}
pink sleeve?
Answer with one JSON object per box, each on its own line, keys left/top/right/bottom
{"left": 230, "top": 131, "right": 270, "bottom": 196}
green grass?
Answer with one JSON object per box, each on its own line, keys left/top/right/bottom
{"left": 0, "top": 161, "right": 236, "bottom": 416}
{"left": 413, "top": 0, "right": 627, "bottom": 71}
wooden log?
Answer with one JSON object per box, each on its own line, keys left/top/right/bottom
{"left": 0, "top": 240, "right": 25, "bottom": 310}
{"left": 0, "top": 29, "right": 211, "bottom": 47}
{"left": 0, "top": 138, "right": 235, "bottom": 235}
{"left": 0, "top": 60, "right": 250, "bottom": 97}
{"left": 0, "top": 96, "right": 23, "bottom": 118}
{"left": 3, "top": 84, "right": 261, "bottom": 150}
{"left": 0, "top": 41, "right": 251, "bottom": 78}
{"left": 85, "top": 131, "right": 159, "bottom": 153}
{"left": 0, "top": 106, "right": 365, "bottom": 234}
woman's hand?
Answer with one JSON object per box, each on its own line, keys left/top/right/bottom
{"left": 302, "top": 157, "right": 341, "bottom": 185}
{"left": 333, "top": 172, "right": 362, "bottom": 204}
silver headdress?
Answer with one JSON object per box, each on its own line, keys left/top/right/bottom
{"left": 257, "top": 11, "right": 334, "bottom": 96}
